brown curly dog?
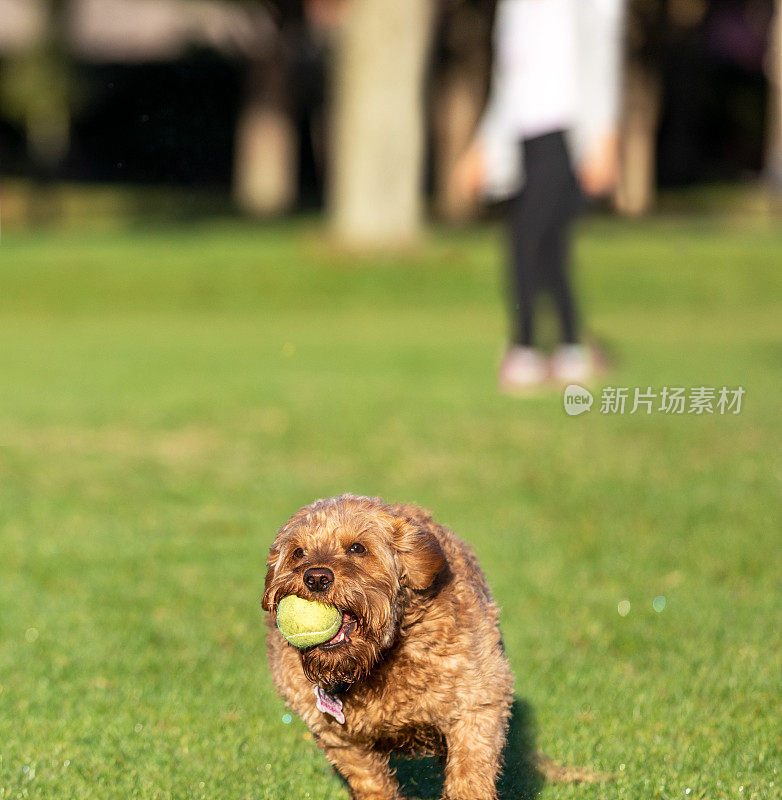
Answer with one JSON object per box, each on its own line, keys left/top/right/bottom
{"left": 262, "top": 494, "right": 514, "bottom": 800}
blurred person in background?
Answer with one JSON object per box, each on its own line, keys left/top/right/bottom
{"left": 453, "top": 0, "right": 625, "bottom": 392}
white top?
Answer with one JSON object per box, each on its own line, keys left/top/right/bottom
{"left": 478, "top": 0, "right": 625, "bottom": 198}
{"left": 491, "top": 0, "right": 579, "bottom": 139}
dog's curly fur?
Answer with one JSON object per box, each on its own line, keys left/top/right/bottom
{"left": 263, "top": 494, "right": 514, "bottom": 800}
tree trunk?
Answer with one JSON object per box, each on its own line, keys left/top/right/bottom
{"left": 615, "top": 60, "right": 661, "bottom": 216}
{"left": 329, "top": 0, "right": 434, "bottom": 246}
{"left": 432, "top": 68, "right": 485, "bottom": 221}
{"left": 766, "top": 0, "right": 782, "bottom": 190}
{"left": 233, "top": 51, "right": 298, "bottom": 217}
{"left": 431, "top": 3, "right": 491, "bottom": 223}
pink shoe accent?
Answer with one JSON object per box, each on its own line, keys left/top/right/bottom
{"left": 498, "top": 346, "right": 547, "bottom": 392}
{"left": 549, "top": 345, "right": 594, "bottom": 385}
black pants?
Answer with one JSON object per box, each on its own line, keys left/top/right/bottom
{"left": 507, "top": 130, "right": 582, "bottom": 347}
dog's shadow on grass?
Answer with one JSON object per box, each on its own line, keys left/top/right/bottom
{"left": 392, "top": 698, "right": 543, "bottom": 800}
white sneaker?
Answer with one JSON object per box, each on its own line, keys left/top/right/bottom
{"left": 549, "top": 344, "right": 593, "bottom": 384}
{"left": 498, "top": 346, "right": 547, "bottom": 393}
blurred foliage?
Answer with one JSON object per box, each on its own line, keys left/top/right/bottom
{"left": 0, "top": 0, "right": 74, "bottom": 167}
{"left": 0, "top": 50, "right": 69, "bottom": 127}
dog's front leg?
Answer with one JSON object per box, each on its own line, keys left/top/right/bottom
{"left": 319, "top": 740, "right": 401, "bottom": 800}
{"left": 442, "top": 707, "right": 508, "bottom": 800}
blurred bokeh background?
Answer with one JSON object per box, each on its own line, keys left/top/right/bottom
{"left": 1, "top": 0, "right": 781, "bottom": 233}
{"left": 0, "top": 4, "right": 780, "bottom": 800}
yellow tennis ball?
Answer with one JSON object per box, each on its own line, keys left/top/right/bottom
{"left": 276, "top": 595, "right": 342, "bottom": 648}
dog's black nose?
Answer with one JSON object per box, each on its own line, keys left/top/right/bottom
{"left": 303, "top": 567, "right": 334, "bottom": 592}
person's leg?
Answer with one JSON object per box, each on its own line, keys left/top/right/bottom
{"left": 500, "top": 132, "right": 577, "bottom": 390}
{"left": 538, "top": 132, "right": 582, "bottom": 344}
{"left": 537, "top": 182, "right": 582, "bottom": 344}
{"left": 506, "top": 132, "right": 575, "bottom": 347}
{"left": 500, "top": 142, "right": 553, "bottom": 390}
{"left": 505, "top": 131, "right": 597, "bottom": 387}
{"left": 544, "top": 221, "right": 593, "bottom": 382}
{"left": 531, "top": 136, "right": 597, "bottom": 382}
{"left": 506, "top": 172, "right": 542, "bottom": 348}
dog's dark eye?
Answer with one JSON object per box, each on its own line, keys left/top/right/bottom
{"left": 347, "top": 542, "right": 366, "bottom": 555}
{"left": 292, "top": 547, "right": 305, "bottom": 559}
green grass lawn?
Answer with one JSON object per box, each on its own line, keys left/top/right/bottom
{"left": 0, "top": 216, "right": 779, "bottom": 799}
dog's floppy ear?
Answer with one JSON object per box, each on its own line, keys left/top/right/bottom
{"left": 261, "top": 546, "right": 280, "bottom": 612}
{"left": 393, "top": 518, "right": 445, "bottom": 590}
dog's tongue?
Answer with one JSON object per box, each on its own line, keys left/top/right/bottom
{"left": 325, "top": 612, "right": 354, "bottom": 646}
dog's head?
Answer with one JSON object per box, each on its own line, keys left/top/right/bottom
{"left": 262, "top": 494, "right": 445, "bottom": 686}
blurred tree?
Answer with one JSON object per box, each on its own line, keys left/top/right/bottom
{"left": 619, "top": 0, "right": 777, "bottom": 211}
{"left": 234, "top": 1, "right": 298, "bottom": 215}
{"left": 234, "top": 1, "right": 338, "bottom": 215}
{"left": 233, "top": 36, "right": 298, "bottom": 215}
{"left": 0, "top": 0, "right": 72, "bottom": 174}
{"left": 617, "top": 0, "right": 668, "bottom": 215}
{"left": 766, "top": 0, "right": 782, "bottom": 187}
{"left": 430, "top": 0, "right": 493, "bottom": 222}
{"left": 329, "top": 0, "right": 435, "bottom": 245}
